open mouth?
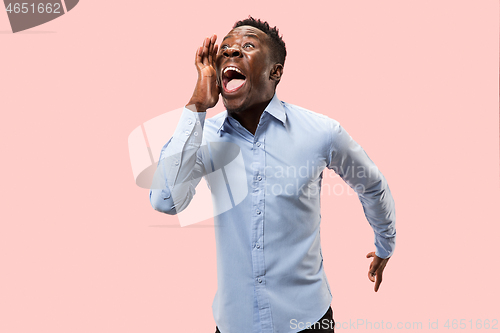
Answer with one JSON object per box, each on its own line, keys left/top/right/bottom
{"left": 222, "top": 66, "right": 247, "bottom": 93}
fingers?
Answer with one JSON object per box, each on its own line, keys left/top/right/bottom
{"left": 194, "top": 36, "right": 210, "bottom": 67}
{"left": 210, "top": 34, "right": 217, "bottom": 45}
{"left": 367, "top": 251, "right": 377, "bottom": 282}
{"left": 195, "top": 35, "right": 217, "bottom": 69}
{"left": 366, "top": 252, "right": 390, "bottom": 292}
{"left": 367, "top": 253, "right": 378, "bottom": 280}
{"left": 368, "top": 262, "right": 378, "bottom": 281}
{"left": 208, "top": 34, "right": 217, "bottom": 66}
{"left": 195, "top": 46, "right": 202, "bottom": 67}
{"left": 202, "top": 37, "right": 210, "bottom": 66}
{"left": 212, "top": 44, "right": 219, "bottom": 68}
{"left": 374, "top": 270, "right": 383, "bottom": 292}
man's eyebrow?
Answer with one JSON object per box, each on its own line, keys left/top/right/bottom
{"left": 243, "top": 34, "right": 259, "bottom": 40}
{"left": 221, "top": 33, "right": 260, "bottom": 42}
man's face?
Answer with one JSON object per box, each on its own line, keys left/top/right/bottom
{"left": 216, "top": 26, "right": 278, "bottom": 113}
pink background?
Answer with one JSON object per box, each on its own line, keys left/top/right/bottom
{"left": 1, "top": 1, "right": 498, "bottom": 332}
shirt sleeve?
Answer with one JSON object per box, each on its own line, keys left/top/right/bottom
{"left": 327, "top": 119, "right": 396, "bottom": 259}
{"left": 149, "top": 107, "right": 207, "bottom": 215}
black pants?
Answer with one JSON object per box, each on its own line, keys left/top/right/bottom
{"left": 215, "top": 306, "right": 335, "bottom": 333}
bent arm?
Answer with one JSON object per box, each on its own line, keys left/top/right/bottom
{"left": 149, "top": 108, "right": 207, "bottom": 215}
{"left": 150, "top": 34, "right": 220, "bottom": 214}
{"left": 327, "top": 119, "right": 396, "bottom": 259}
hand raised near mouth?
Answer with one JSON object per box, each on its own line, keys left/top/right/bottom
{"left": 186, "top": 34, "right": 220, "bottom": 113}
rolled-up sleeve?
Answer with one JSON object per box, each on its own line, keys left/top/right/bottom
{"left": 327, "top": 119, "right": 396, "bottom": 259}
{"left": 149, "top": 107, "right": 207, "bottom": 215}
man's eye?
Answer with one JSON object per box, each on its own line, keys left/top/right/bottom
{"left": 243, "top": 43, "right": 254, "bottom": 49}
{"left": 220, "top": 45, "right": 228, "bottom": 50}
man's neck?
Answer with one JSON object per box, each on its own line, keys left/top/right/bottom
{"left": 227, "top": 98, "right": 272, "bottom": 135}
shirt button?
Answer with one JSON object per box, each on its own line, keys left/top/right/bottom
{"left": 194, "top": 132, "right": 198, "bottom": 136}
{"left": 257, "top": 278, "right": 262, "bottom": 283}
{"left": 184, "top": 130, "right": 189, "bottom": 136}
{"left": 257, "top": 176, "right": 262, "bottom": 181}
{"left": 188, "top": 120, "right": 193, "bottom": 125}
{"left": 256, "top": 243, "right": 260, "bottom": 249}
{"left": 256, "top": 142, "right": 261, "bottom": 147}
{"left": 174, "top": 160, "right": 179, "bottom": 166}
{"left": 256, "top": 210, "right": 261, "bottom": 215}
{"left": 197, "top": 120, "right": 200, "bottom": 125}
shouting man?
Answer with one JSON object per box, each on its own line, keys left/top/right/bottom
{"left": 150, "top": 17, "right": 396, "bottom": 333}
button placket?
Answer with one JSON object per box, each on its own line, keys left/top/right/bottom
{"left": 249, "top": 127, "right": 272, "bottom": 328}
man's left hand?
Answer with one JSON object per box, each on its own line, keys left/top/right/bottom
{"left": 366, "top": 252, "right": 390, "bottom": 292}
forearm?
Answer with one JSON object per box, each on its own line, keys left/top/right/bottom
{"left": 149, "top": 107, "right": 206, "bottom": 214}
{"left": 328, "top": 119, "right": 396, "bottom": 258}
{"left": 357, "top": 172, "right": 396, "bottom": 259}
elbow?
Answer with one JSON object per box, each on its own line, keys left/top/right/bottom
{"left": 358, "top": 174, "right": 391, "bottom": 202}
{"left": 149, "top": 189, "right": 178, "bottom": 215}
{"left": 153, "top": 200, "right": 178, "bottom": 215}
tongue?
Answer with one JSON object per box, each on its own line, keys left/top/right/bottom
{"left": 226, "top": 79, "right": 245, "bottom": 91}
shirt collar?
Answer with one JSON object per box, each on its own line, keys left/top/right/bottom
{"left": 216, "top": 93, "right": 287, "bottom": 135}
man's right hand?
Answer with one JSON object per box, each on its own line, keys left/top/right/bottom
{"left": 186, "top": 34, "right": 220, "bottom": 113}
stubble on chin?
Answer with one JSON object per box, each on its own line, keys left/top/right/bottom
{"left": 223, "top": 98, "right": 248, "bottom": 114}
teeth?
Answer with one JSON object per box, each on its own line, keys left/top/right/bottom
{"left": 223, "top": 66, "right": 243, "bottom": 75}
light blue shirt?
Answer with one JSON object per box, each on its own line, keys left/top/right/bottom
{"left": 150, "top": 94, "right": 396, "bottom": 333}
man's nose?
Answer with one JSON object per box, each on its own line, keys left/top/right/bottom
{"left": 223, "top": 46, "right": 242, "bottom": 58}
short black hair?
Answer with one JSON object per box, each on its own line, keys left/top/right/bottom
{"left": 233, "top": 16, "right": 287, "bottom": 66}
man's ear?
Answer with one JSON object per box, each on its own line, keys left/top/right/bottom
{"left": 270, "top": 63, "right": 284, "bottom": 83}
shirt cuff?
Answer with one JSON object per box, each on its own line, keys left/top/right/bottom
{"left": 374, "top": 234, "right": 396, "bottom": 259}
{"left": 171, "top": 107, "right": 206, "bottom": 144}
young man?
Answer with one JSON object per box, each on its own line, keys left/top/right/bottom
{"left": 150, "top": 17, "right": 396, "bottom": 333}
